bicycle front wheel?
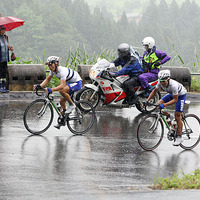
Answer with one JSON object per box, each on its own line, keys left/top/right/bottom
{"left": 137, "top": 114, "right": 164, "bottom": 151}
{"left": 67, "top": 100, "right": 95, "bottom": 135}
{"left": 180, "top": 114, "right": 200, "bottom": 150}
{"left": 23, "top": 99, "right": 54, "bottom": 135}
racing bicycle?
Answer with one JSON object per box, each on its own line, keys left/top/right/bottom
{"left": 137, "top": 102, "right": 200, "bottom": 151}
{"left": 23, "top": 88, "right": 95, "bottom": 135}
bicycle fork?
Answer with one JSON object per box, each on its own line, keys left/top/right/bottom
{"left": 37, "top": 101, "right": 49, "bottom": 118}
{"left": 149, "top": 115, "right": 159, "bottom": 133}
{"left": 182, "top": 118, "right": 192, "bottom": 139}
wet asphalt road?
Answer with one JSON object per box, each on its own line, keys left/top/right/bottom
{"left": 0, "top": 92, "right": 200, "bottom": 199}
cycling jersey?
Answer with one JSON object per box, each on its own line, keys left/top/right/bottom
{"left": 156, "top": 79, "right": 187, "bottom": 96}
{"left": 49, "top": 66, "right": 82, "bottom": 83}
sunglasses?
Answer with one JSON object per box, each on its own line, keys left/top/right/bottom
{"left": 159, "top": 78, "right": 168, "bottom": 82}
{"left": 45, "top": 61, "right": 55, "bottom": 66}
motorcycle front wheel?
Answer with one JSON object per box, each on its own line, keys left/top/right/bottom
{"left": 136, "top": 91, "right": 161, "bottom": 113}
{"left": 75, "top": 87, "right": 100, "bottom": 111}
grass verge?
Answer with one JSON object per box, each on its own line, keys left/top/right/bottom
{"left": 151, "top": 168, "right": 200, "bottom": 190}
{"left": 191, "top": 76, "right": 200, "bottom": 92}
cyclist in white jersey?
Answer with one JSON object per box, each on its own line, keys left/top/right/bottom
{"left": 145, "top": 69, "right": 187, "bottom": 146}
{"left": 34, "top": 56, "right": 82, "bottom": 121}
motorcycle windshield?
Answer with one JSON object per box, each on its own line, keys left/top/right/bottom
{"left": 91, "top": 59, "right": 110, "bottom": 70}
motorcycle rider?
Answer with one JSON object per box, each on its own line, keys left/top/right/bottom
{"left": 138, "top": 37, "right": 171, "bottom": 97}
{"left": 34, "top": 56, "right": 82, "bottom": 129}
{"left": 110, "top": 43, "right": 143, "bottom": 105}
{"left": 145, "top": 69, "right": 187, "bottom": 146}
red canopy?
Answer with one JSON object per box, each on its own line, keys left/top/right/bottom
{"left": 0, "top": 16, "right": 25, "bottom": 31}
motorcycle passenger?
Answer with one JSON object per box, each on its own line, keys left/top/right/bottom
{"left": 145, "top": 69, "right": 187, "bottom": 146}
{"left": 34, "top": 56, "right": 82, "bottom": 129}
{"left": 138, "top": 37, "right": 171, "bottom": 97}
{"left": 110, "top": 43, "right": 143, "bottom": 105}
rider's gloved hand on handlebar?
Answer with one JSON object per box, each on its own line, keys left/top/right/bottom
{"left": 34, "top": 84, "right": 42, "bottom": 90}
{"left": 46, "top": 87, "right": 52, "bottom": 94}
{"left": 143, "top": 101, "right": 148, "bottom": 107}
{"left": 159, "top": 104, "right": 165, "bottom": 109}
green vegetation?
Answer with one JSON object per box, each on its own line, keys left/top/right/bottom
{"left": 1, "top": 0, "right": 200, "bottom": 71}
{"left": 191, "top": 76, "right": 200, "bottom": 92}
{"left": 8, "top": 46, "right": 200, "bottom": 91}
{"left": 152, "top": 168, "right": 200, "bottom": 190}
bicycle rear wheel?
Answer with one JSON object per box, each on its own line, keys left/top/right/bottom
{"left": 23, "top": 99, "right": 54, "bottom": 135}
{"left": 137, "top": 114, "right": 164, "bottom": 151}
{"left": 180, "top": 114, "right": 200, "bottom": 150}
{"left": 67, "top": 100, "right": 95, "bottom": 135}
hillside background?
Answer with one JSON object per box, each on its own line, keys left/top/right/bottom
{"left": 1, "top": 0, "right": 200, "bottom": 71}
{"left": 85, "top": 0, "right": 193, "bottom": 19}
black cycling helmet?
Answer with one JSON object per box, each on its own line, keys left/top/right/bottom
{"left": 118, "top": 43, "right": 130, "bottom": 59}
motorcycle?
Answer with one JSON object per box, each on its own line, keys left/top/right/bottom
{"left": 75, "top": 58, "right": 161, "bottom": 112}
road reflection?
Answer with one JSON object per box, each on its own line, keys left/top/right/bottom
{"left": 0, "top": 99, "right": 200, "bottom": 196}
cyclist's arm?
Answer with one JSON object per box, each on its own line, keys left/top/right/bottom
{"left": 51, "top": 79, "right": 66, "bottom": 92}
{"left": 163, "top": 94, "right": 178, "bottom": 107}
{"left": 40, "top": 75, "right": 52, "bottom": 88}
{"left": 147, "top": 87, "right": 158, "bottom": 102}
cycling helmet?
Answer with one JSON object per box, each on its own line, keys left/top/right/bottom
{"left": 118, "top": 43, "right": 130, "bottom": 59}
{"left": 142, "top": 37, "right": 155, "bottom": 49}
{"left": 45, "top": 56, "right": 59, "bottom": 65}
{"left": 158, "top": 69, "right": 170, "bottom": 81}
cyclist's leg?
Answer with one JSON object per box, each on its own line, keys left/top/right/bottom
{"left": 59, "top": 85, "right": 72, "bottom": 104}
{"left": 175, "top": 94, "right": 187, "bottom": 136}
{"left": 54, "top": 82, "right": 81, "bottom": 129}
{"left": 60, "top": 81, "right": 82, "bottom": 113}
{"left": 158, "top": 94, "right": 173, "bottom": 117}
{"left": 59, "top": 97, "right": 67, "bottom": 114}
{"left": 175, "top": 112, "right": 182, "bottom": 136}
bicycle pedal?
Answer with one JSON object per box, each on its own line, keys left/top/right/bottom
{"left": 54, "top": 124, "right": 61, "bottom": 129}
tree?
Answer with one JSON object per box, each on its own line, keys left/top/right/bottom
{"left": 119, "top": 11, "right": 129, "bottom": 29}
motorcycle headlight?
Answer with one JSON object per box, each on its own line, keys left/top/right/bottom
{"left": 89, "top": 69, "right": 96, "bottom": 79}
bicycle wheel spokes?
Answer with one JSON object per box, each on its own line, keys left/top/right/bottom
{"left": 180, "top": 114, "right": 200, "bottom": 150}
{"left": 23, "top": 99, "right": 54, "bottom": 135}
{"left": 67, "top": 100, "right": 95, "bottom": 135}
{"left": 137, "top": 114, "right": 164, "bottom": 151}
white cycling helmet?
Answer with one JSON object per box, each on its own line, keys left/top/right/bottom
{"left": 45, "top": 56, "right": 59, "bottom": 65}
{"left": 158, "top": 69, "right": 170, "bottom": 81}
{"left": 142, "top": 37, "right": 155, "bottom": 49}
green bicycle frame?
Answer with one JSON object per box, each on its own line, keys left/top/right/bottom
{"left": 49, "top": 99, "right": 62, "bottom": 116}
{"left": 159, "top": 108, "right": 175, "bottom": 130}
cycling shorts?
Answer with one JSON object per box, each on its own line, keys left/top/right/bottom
{"left": 161, "top": 93, "right": 187, "bottom": 113}
{"left": 67, "top": 80, "right": 82, "bottom": 95}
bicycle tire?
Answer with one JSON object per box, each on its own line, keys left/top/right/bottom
{"left": 75, "top": 87, "right": 100, "bottom": 111}
{"left": 180, "top": 114, "right": 200, "bottom": 150}
{"left": 67, "top": 100, "right": 95, "bottom": 135}
{"left": 137, "top": 113, "right": 164, "bottom": 151}
{"left": 23, "top": 99, "right": 54, "bottom": 135}
{"left": 136, "top": 91, "right": 161, "bottom": 113}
